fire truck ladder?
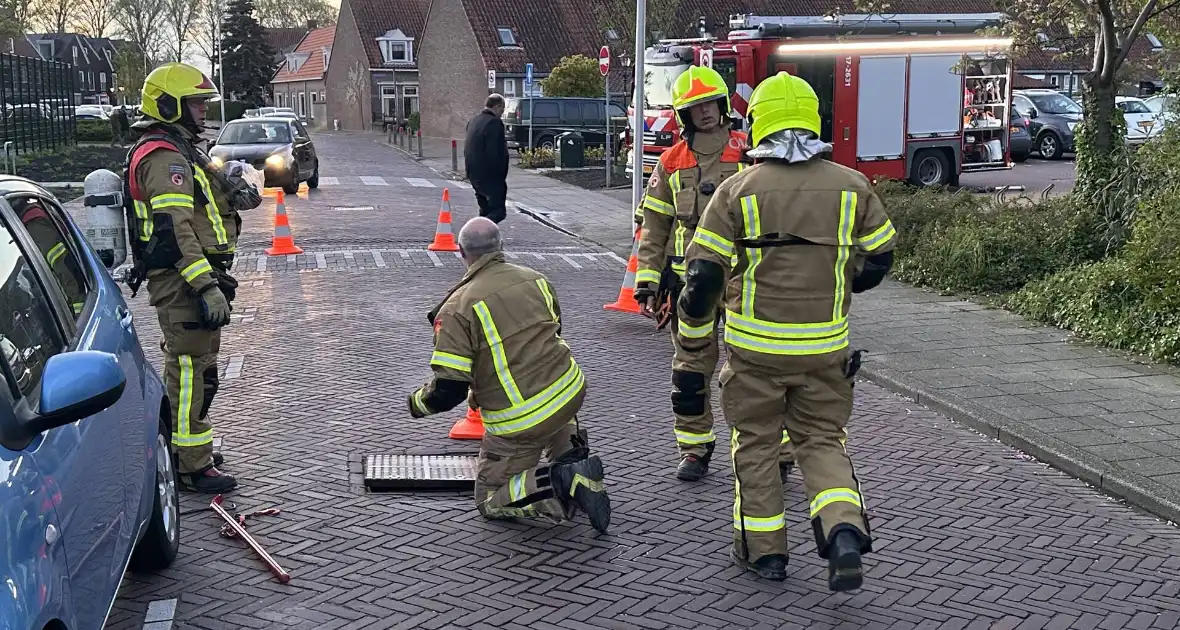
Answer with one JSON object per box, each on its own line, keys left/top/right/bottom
{"left": 728, "top": 13, "right": 1005, "bottom": 37}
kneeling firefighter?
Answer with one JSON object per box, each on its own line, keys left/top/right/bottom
{"left": 674, "top": 71, "right": 897, "bottom": 590}
{"left": 122, "top": 62, "right": 262, "bottom": 493}
{"left": 632, "top": 65, "right": 795, "bottom": 482}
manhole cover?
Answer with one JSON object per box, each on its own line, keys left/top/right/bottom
{"left": 363, "top": 453, "right": 478, "bottom": 491}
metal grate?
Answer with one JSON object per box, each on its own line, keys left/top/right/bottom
{"left": 363, "top": 453, "right": 479, "bottom": 491}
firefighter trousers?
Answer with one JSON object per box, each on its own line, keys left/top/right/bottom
{"left": 475, "top": 388, "right": 587, "bottom": 522}
{"left": 147, "top": 270, "right": 221, "bottom": 474}
{"left": 671, "top": 317, "right": 795, "bottom": 464}
{"left": 720, "top": 351, "right": 870, "bottom": 562}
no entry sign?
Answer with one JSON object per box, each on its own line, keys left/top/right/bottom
{"left": 599, "top": 46, "right": 610, "bottom": 76}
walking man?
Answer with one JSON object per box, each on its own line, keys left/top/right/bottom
{"left": 464, "top": 94, "right": 510, "bottom": 223}
{"left": 407, "top": 217, "right": 610, "bottom": 532}
{"left": 674, "top": 72, "right": 897, "bottom": 590}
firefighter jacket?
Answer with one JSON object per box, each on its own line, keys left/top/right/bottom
{"left": 16, "top": 199, "right": 86, "bottom": 314}
{"left": 674, "top": 158, "right": 897, "bottom": 373}
{"left": 634, "top": 127, "right": 749, "bottom": 288}
{"left": 126, "top": 121, "right": 239, "bottom": 292}
{"left": 409, "top": 252, "right": 586, "bottom": 436}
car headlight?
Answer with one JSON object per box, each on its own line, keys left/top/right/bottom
{"left": 265, "top": 154, "right": 287, "bottom": 169}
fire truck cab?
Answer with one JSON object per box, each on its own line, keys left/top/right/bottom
{"left": 627, "top": 13, "right": 1016, "bottom": 188}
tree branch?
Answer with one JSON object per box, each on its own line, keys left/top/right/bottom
{"left": 1096, "top": 0, "right": 1119, "bottom": 83}
{"left": 1111, "top": 0, "right": 1159, "bottom": 72}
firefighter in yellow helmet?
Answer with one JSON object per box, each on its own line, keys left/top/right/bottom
{"left": 674, "top": 71, "right": 897, "bottom": 590}
{"left": 123, "top": 62, "right": 261, "bottom": 493}
{"left": 633, "top": 65, "right": 795, "bottom": 482}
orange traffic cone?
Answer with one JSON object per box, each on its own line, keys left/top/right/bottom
{"left": 427, "top": 189, "right": 460, "bottom": 252}
{"left": 265, "top": 190, "right": 303, "bottom": 256}
{"left": 604, "top": 225, "right": 643, "bottom": 314}
{"left": 449, "top": 407, "right": 484, "bottom": 440}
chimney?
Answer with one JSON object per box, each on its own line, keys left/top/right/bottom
{"left": 307, "top": 19, "right": 317, "bottom": 30}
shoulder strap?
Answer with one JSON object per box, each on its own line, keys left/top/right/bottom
{"left": 126, "top": 131, "right": 188, "bottom": 201}
{"left": 660, "top": 141, "right": 698, "bottom": 172}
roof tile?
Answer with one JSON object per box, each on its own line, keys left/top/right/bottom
{"left": 273, "top": 25, "right": 337, "bottom": 82}
{"left": 347, "top": 0, "right": 430, "bottom": 67}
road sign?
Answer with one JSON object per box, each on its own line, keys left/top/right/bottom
{"left": 524, "top": 63, "right": 534, "bottom": 86}
{"left": 599, "top": 46, "right": 610, "bottom": 76}
{"left": 487, "top": 70, "right": 496, "bottom": 89}
{"left": 700, "top": 49, "right": 713, "bottom": 68}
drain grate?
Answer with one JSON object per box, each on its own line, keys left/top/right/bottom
{"left": 363, "top": 453, "right": 479, "bottom": 491}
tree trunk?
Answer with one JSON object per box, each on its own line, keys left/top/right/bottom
{"left": 1075, "top": 74, "right": 1126, "bottom": 198}
{"left": 1081, "top": 76, "right": 1117, "bottom": 157}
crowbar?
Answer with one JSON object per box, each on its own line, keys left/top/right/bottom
{"left": 210, "top": 494, "right": 291, "bottom": 584}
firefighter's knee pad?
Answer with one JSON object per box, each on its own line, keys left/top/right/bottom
{"left": 671, "top": 370, "right": 707, "bottom": 416}
{"left": 199, "top": 366, "right": 219, "bottom": 419}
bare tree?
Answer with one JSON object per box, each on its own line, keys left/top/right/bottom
{"left": 1, "top": 0, "right": 41, "bottom": 36}
{"left": 192, "top": 0, "right": 221, "bottom": 67}
{"left": 33, "top": 0, "right": 74, "bottom": 32}
{"left": 164, "top": 0, "right": 202, "bottom": 61}
{"left": 113, "top": 0, "right": 164, "bottom": 73}
{"left": 75, "top": 0, "right": 115, "bottom": 36}
{"left": 253, "top": 0, "right": 334, "bottom": 28}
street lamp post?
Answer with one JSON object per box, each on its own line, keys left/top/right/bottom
{"left": 631, "top": 0, "right": 646, "bottom": 228}
{"left": 217, "top": 1, "right": 226, "bottom": 122}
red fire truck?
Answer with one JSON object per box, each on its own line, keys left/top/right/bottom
{"left": 625, "top": 13, "right": 1016, "bottom": 187}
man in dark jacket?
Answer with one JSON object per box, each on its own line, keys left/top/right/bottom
{"left": 464, "top": 93, "right": 510, "bottom": 223}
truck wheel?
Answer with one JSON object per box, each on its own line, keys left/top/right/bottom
{"left": 536, "top": 135, "right": 555, "bottom": 151}
{"left": 908, "top": 149, "right": 951, "bottom": 187}
{"left": 129, "top": 419, "right": 180, "bottom": 572}
{"left": 1038, "top": 132, "right": 1063, "bottom": 160}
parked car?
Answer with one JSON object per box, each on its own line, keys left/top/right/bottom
{"left": 74, "top": 105, "right": 108, "bottom": 120}
{"left": 210, "top": 116, "right": 320, "bottom": 194}
{"left": 1013, "top": 89, "right": 1083, "bottom": 160}
{"left": 0, "top": 175, "right": 178, "bottom": 630}
{"left": 503, "top": 97, "right": 629, "bottom": 153}
{"left": 1009, "top": 114, "right": 1032, "bottom": 162}
{"left": 1116, "top": 96, "right": 1165, "bottom": 145}
{"left": 1145, "top": 94, "right": 1176, "bottom": 125}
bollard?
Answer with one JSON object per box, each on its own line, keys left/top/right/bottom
{"left": 417, "top": 131, "right": 423, "bottom": 158}
{"left": 408, "top": 130, "right": 415, "bottom": 152}
{"left": 451, "top": 139, "right": 458, "bottom": 172}
{"left": 387, "top": 126, "right": 392, "bottom": 144}
{"left": 2, "top": 141, "right": 14, "bottom": 175}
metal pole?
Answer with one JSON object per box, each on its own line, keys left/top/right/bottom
{"left": 631, "top": 0, "right": 647, "bottom": 222}
{"left": 451, "top": 139, "right": 458, "bottom": 172}
{"left": 528, "top": 96, "right": 534, "bottom": 151}
{"left": 605, "top": 82, "right": 611, "bottom": 188}
{"left": 217, "top": 7, "right": 226, "bottom": 123}
{"left": 417, "top": 131, "right": 423, "bottom": 158}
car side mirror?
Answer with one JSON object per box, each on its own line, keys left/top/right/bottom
{"left": 17, "top": 351, "right": 125, "bottom": 438}
{"left": 1028, "top": 109, "right": 1039, "bottom": 119}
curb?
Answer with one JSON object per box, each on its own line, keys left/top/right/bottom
{"left": 861, "top": 363, "right": 1180, "bottom": 525}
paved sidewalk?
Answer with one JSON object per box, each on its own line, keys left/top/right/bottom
{"left": 388, "top": 138, "right": 1180, "bottom": 524}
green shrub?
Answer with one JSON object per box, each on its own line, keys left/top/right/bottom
{"left": 76, "top": 120, "right": 114, "bottom": 142}
{"left": 409, "top": 111, "right": 420, "bottom": 132}
{"left": 518, "top": 146, "right": 608, "bottom": 169}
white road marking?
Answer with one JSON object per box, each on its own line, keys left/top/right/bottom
{"left": 144, "top": 598, "right": 177, "bottom": 626}
{"left": 286, "top": 254, "right": 298, "bottom": 264}
{"left": 315, "top": 253, "right": 327, "bottom": 268}
{"left": 450, "top": 180, "right": 472, "bottom": 189}
{"left": 223, "top": 355, "right": 245, "bottom": 380}
{"left": 559, "top": 254, "right": 583, "bottom": 269}
{"left": 343, "top": 251, "right": 355, "bottom": 262}
{"left": 425, "top": 250, "right": 443, "bottom": 267}
{"left": 359, "top": 176, "right": 388, "bottom": 186}
{"left": 395, "top": 249, "right": 411, "bottom": 259}
{"left": 372, "top": 250, "right": 387, "bottom": 268}
{"left": 255, "top": 256, "right": 267, "bottom": 272}
{"left": 318, "top": 176, "right": 339, "bottom": 186}
{"left": 404, "top": 177, "right": 436, "bottom": 187}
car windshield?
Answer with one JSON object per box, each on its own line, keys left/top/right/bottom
{"left": 642, "top": 62, "right": 690, "bottom": 109}
{"left": 218, "top": 121, "right": 292, "bottom": 144}
{"left": 1027, "top": 93, "right": 1082, "bottom": 115}
{"left": 1119, "top": 100, "right": 1152, "bottom": 114}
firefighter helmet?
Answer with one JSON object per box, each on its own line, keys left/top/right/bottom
{"left": 141, "top": 62, "right": 220, "bottom": 124}
{"left": 747, "top": 71, "right": 821, "bottom": 147}
{"left": 671, "top": 65, "right": 731, "bottom": 124}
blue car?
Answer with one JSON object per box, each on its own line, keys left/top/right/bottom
{"left": 0, "top": 175, "right": 179, "bottom": 629}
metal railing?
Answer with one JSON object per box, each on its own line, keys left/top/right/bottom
{"left": 0, "top": 52, "right": 77, "bottom": 159}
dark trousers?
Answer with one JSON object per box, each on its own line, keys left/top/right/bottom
{"left": 472, "top": 179, "right": 508, "bottom": 223}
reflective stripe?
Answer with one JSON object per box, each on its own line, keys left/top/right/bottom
{"left": 782, "top": 431, "right": 791, "bottom": 444}
{"left": 675, "top": 429, "right": 716, "bottom": 445}
{"left": 671, "top": 258, "right": 686, "bottom": 276}
{"left": 733, "top": 511, "right": 786, "bottom": 532}
{"left": 509, "top": 471, "right": 527, "bottom": 502}
{"left": 678, "top": 318, "right": 714, "bottom": 339}
{"left": 46, "top": 242, "right": 67, "bottom": 266}
{"left": 150, "top": 193, "right": 194, "bottom": 209}
{"left": 724, "top": 325, "right": 849, "bottom": 355}
{"left": 643, "top": 196, "right": 675, "bottom": 216}
{"left": 181, "top": 258, "right": 213, "bottom": 282}
{"left": 859, "top": 219, "right": 896, "bottom": 253}
{"left": 726, "top": 310, "right": 847, "bottom": 339}
{"left": 833, "top": 191, "right": 856, "bottom": 321}
{"left": 692, "top": 227, "right": 734, "bottom": 258}
{"left": 411, "top": 389, "right": 431, "bottom": 415}
{"left": 739, "top": 195, "right": 762, "bottom": 317}
{"left": 736, "top": 162, "right": 747, "bottom": 172}
{"left": 172, "top": 355, "right": 212, "bottom": 447}
{"left": 636, "top": 269, "right": 661, "bottom": 285}
{"left": 669, "top": 171, "right": 682, "bottom": 193}
{"left": 810, "top": 487, "right": 862, "bottom": 517}
{"left": 674, "top": 222, "right": 687, "bottom": 259}
{"left": 193, "top": 169, "right": 229, "bottom": 245}
{"left": 536, "top": 278, "right": 558, "bottom": 323}
{"left": 133, "top": 200, "right": 153, "bottom": 241}
{"left": 430, "top": 351, "right": 472, "bottom": 373}
{"left": 71, "top": 302, "right": 84, "bottom": 315}
{"left": 473, "top": 301, "right": 525, "bottom": 405}
{"left": 482, "top": 359, "right": 585, "bottom": 436}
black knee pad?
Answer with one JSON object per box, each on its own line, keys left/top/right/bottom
{"left": 671, "top": 370, "right": 707, "bottom": 416}
{"left": 199, "top": 366, "right": 219, "bottom": 419}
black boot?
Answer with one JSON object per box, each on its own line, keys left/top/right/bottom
{"left": 213, "top": 451, "right": 224, "bottom": 467}
{"left": 181, "top": 465, "right": 237, "bottom": 494}
{"left": 551, "top": 455, "right": 610, "bottom": 534}
{"left": 779, "top": 461, "right": 794, "bottom": 483}
{"left": 676, "top": 441, "right": 715, "bottom": 481}
{"left": 731, "top": 549, "right": 788, "bottom": 581}
{"left": 826, "top": 526, "right": 866, "bottom": 592}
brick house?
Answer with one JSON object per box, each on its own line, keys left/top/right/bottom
{"left": 323, "top": 0, "right": 429, "bottom": 130}
{"left": 25, "top": 33, "right": 119, "bottom": 104}
{"left": 271, "top": 25, "right": 336, "bottom": 126}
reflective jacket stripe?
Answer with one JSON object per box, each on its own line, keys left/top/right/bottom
{"left": 692, "top": 227, "right": 734, "bottom": 258}
{"left": 193, "top": 169, "right": 229, "bottom": 245}
{"left": 150, "top": 193, "right": 194, "bottom": 209}
{"left": 430, "top": 351, "right": 473, "bottom": 372}
{"left": 133, "top": 200, "right": 153, "bottom": 241}
{"left": 859, "top": 218, "right": 896, "bottom": 252}
{"left": 833, "top": 191, "right": 856, "bottom": 322}
{"left": 473, "top": 301, "right": 525, "bottom": 405}
{"left": 810, "top": 487, "right": 863, "bottom": 517}
{"left": 46, "top": 242, "right": 67, "bottom": 266}
{"left": 536, "top": 279, "right": 558, "bottom": 322}
{"left": 636, "top": 269, "right": 661, "bottom": 284}
{"left": 725, "top": 310, "right": 847, "bottom": 338}
{"left": 724, "top": 326, "right": 849, "bottom": 355}
{"left": 181, "top": 258, "right": 213, "bottom": 282}
{"left": 482, "top": 359, "right": 585, "bottom": 435}
{"left": 643, "top": 196, "right": 674, "bottom": 215}
{"left": 739, "top": 194, "right": 762, "bottom": 316}
{"left": 678, "top": 317, "right": 714, "bottom": 339}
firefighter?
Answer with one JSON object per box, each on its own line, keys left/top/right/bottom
{"left": 13, "top": 197, "right": 87, "bottom": 315}
{"left": 674, "top": 71, "right": 897, "bottom": 590}
{"left": 632, "top": 65, "right": 795, "bottom": 482}
{"left": 408, "top": 217, "right": 610, "bottom": 533}
{"left": 123, "top": 62, "right": 259, "bottom": 493}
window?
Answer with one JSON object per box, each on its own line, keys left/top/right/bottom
{"left": 1146, "top": 33, "right": 1163, "bottom": 51}
{"left": 72, "top": 47, "right": 78, "bottom": 66}
{"left": 560, "top": 101, "right": 580, "bottom": 122}
{"left": 293, "top": 120, "right": 310, "bottom": 138}
{"left": 8, "top": 196, "right": 89, "bottom": 318}
{"left": 496, "top": 27, "right": 517, "bottom": 47}
{"left": 606, "top": 29, "right": 619, "bottom": 41}
{"left": 1050, "top": 75, "right": 1059, "bottom": 87}
{"left": 713, "top": 58, "right": 738, "bottom": 96}
{"left": 582, "top": 101, "right": 602, "bottom": 121}
{"left": 377, "top": 29, "right": 414, "bottom": 64}
{"left": 100, "top": 72, "right": 106, "bottom": 91}
{"left": 322, "top": 47, "right": 331, "bottom": 67}
{"left": 320, "top": 90, "right": 326, "bottom": 102}
{"left": 533, "top": 101, "right": 559, "bottom": 122}
{"left": 297, "top": 92, "right": 305, "bottom": 117}
{"left": 0, "top": 205, "right": 69, "bottom": 400}
{"left": 503, "top": 79, "right": 516, "bottom": 96}
{"left": 78, "top": 70, "right": 84, "bottom": 86}
{"left": 608, "top": 103, "right": 626, "bottom": 118}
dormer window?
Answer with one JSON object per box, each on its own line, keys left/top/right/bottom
{"left": 1146, "top": 33, "right": 1163, "bottom": 52}
{"left": 377, "top": 28, "right": 413, "bottom": 64}
{"left": 606, "top": 29, "right": 620, "bottom": 41}
{"left": 322, "top": 46, "right": 331, "bottom": 67}
{"left": 496, "top": 27, "right": 517, "bottom": 47}
{"left": 72, "top": 47, "right": 78, "bottom": 65}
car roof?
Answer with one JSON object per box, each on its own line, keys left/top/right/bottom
{"left": 226, "top": 116, "right": 295, "bottom": 124}
{"left": 1115, "top": 96, "right": 1143, "bottom": 102}
{"left": 0, "top": 175, "right": 55, "bottom": 198}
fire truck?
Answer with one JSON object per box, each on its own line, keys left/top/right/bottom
{"left": 625, "top": 13, "right": 1016, "bottom": 187}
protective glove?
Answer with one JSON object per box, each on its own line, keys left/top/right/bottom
{"left": 198, "top": 285, "right": 232, "bottom": 330}
{"left": 634, "top": 282, "right": 656, "bottom": 313}
{"left": 216, "top": 270, "right": 239, "bottom": 304}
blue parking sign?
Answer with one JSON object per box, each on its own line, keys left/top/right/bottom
{"left": 525, "top": 63, "right": 534, "bottom": 86}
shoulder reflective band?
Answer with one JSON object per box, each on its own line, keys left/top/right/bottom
{"left": 430, "top": 351, "right": 472, "bottom": 373}
{"left": 834, "top": 191, "right": 857, "bottom": 322}
{"left": 46, "top": 242, "right": 67, "bottom": 267}
{"left": 643, "top": 195, "right": 674, "bottom": 216}
{"left": 133, "top": 200, "right": 153, "bottom": 241}
{"left": 692, "top": 227, "right": 734, "bottom": 259}
{"left": 535, "top": 278, "right": 558, "bottom": 323}
{"left": 739, "top": 194, "right": 762, "bottom": 317}
{"left": 473, "top": 301, "right": 525, "bottom": 405}
{"left": 669, "top": 171, "right": 683, "bottom": 193}
{"left": 181, "top": 258, "right": 213, "bottom": 283}
{"left": 193, "top": 169, "right": 229, "bottom": 245}
{"left": 150, "top": 193, "right": 194, "bottom": 209}
{"left": 858, "top": 218, "right": 896, "bottom": 253}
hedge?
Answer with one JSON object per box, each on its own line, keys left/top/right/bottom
{"left": 76, "top": 119, "right": 115, "bottom": 142}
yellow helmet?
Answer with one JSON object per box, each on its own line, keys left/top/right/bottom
{"left": 671, "top": 65, "right": 731, "bottom": 124}
{"left": 140, "top": 62, "right": 220, "bottom": 124}
{"left": 747, "top": 72, "right": 821, "bottom": 147}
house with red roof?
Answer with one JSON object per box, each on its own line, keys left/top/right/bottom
{"left": 271, "top": 25, "right": 337, "bottom": 127}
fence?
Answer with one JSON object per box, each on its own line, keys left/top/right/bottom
{"left": 0, "top": 52, "right": 77, "bottom": 162}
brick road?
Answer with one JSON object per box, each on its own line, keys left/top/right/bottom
{"left": 104, "top": 133, "right": 1180, "bottom": 630}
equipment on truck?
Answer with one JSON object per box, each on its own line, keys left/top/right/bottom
{"left": 625, "top": 12, "right": 1015, "bottom": 187}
